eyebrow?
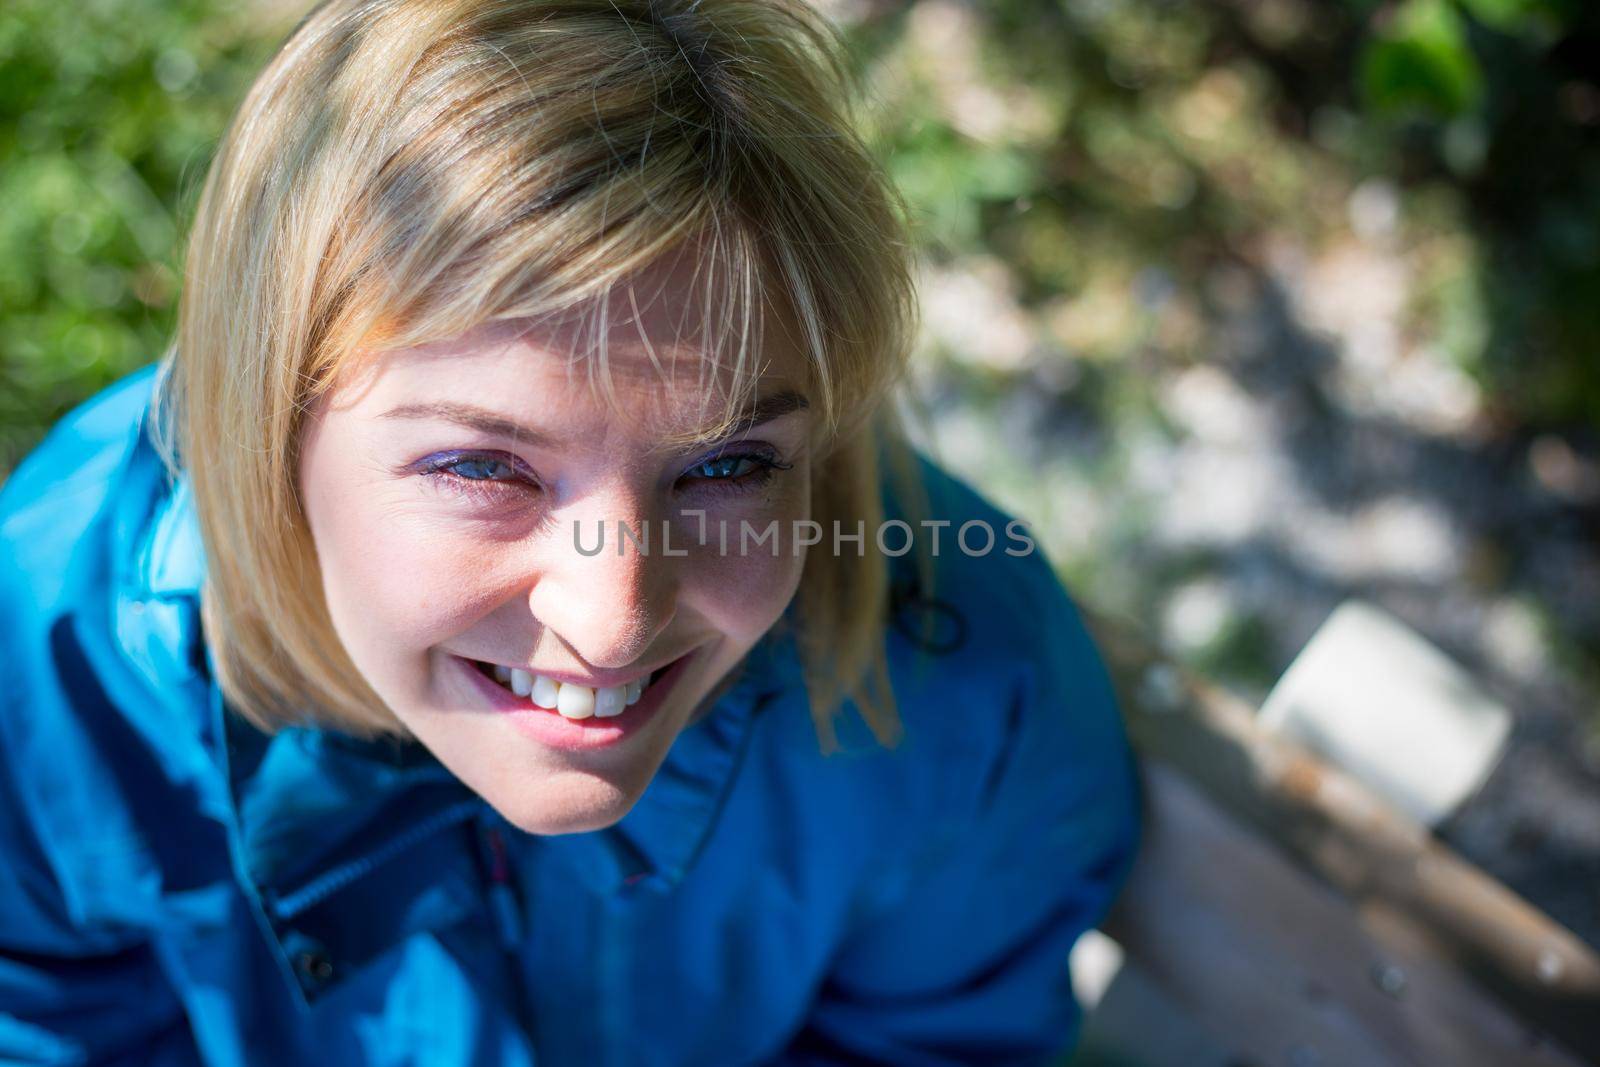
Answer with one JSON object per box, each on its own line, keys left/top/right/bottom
{"left": 376, "top": 389, "right": 810, "bottom": 448}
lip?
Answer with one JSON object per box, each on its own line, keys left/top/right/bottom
{"left": 451, "top": 646, "right": 700, "bottom": 751}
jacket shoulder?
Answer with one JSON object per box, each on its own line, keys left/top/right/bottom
{"left": 892, "top": 451, "right": 1068, "bottom": 646}
{"left": 0, "top": 363, "right": 163, "bottom": 609}
{"left": 0, "top": 363, "right": 161, "bottom": 724}
{"left": 885, "top": 450, "right": 1112, "bottom": 718}
{"left": 808, "top": 451, "right": 1141, "bottom": 972}
{"left": 0, "top": 363, "right": 196, "bottom": 944}
{"left": 875, "top": 450, "right": 1136, "bottom": 825}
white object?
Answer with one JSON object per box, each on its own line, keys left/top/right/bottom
{"left": 1068, "top": 928, "right": 1125, "bottom": 1012}
{"left": 1258, "top": 600, "right": 1512, "bottom": 827}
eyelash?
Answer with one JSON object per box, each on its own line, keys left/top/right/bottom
{"left": 415, "top": 454, "right": 534, "bottom": 508}
{"left": 414, "top": 448, "right": 793, "bottom": 507}
{"left": 682, "top": 449, "right": 795, "bottom": 494}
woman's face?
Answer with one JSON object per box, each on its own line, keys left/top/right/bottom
{"left": 297, "top": 257, "right": 813, "bottom": 835}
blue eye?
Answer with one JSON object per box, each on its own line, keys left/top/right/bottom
{"left": 408, "top": 447, "right": 792, "bottom": 509}
{"left": 443, "top": 456, "right": 519, "bottom": 482}
{"left": 682, "top": 450, "right": 793, "bottom": 493}
{"left": 413, "top": 451, "right": 538, "bottom": 507}
{"left": 691, "top": 455, "right": 759, "bottom": 480}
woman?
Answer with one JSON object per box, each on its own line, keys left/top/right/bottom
{"left": 0, "top": 1, "right": 1141, "bottom": 1064}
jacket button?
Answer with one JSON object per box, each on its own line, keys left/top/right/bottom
{"left": 294, "top": 946, "right": 335, "bottom": 985}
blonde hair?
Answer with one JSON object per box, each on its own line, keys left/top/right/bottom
{"left": 155, "top": 0, "right": 932, "bottom": 754}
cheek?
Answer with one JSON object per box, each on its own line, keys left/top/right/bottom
{"left": 301, "top": 444, "right": 493, "bottom": 668}
{"left": 678, "top": 473, "right": 810, "bottom": 638}
{"left": 683, "top": 545, "right": 805, "bottom": 637}
{"left": 325, "top": 515, "right": 493, "bottom": 651}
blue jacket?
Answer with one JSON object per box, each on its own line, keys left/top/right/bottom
{"left": 0, "top": 363, "right": 1141, "bottom": 1067}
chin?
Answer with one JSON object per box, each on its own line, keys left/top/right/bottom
{"left": 491, "top": 777, "right": 639, "bottom": 837}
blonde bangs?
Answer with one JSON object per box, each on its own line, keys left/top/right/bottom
{"left": 158, "top": 0, "right": 925, "bottom": 750}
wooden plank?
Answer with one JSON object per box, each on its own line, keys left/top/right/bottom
{"left": 1080, "top": 607, "right": 1600, "bottom": 1062}
{"left": 1070, "top": 949, "right": 1236, "bottom": 1067}
{"left": 1100, "top": 762, "right": 1583, "bottom": 1067}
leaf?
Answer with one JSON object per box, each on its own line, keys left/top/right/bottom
{"left": 1359, "top": 0, "right": 1483, "bottom": 118}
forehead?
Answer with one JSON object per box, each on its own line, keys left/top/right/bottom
{"left": 342, "top": 252, "right": 811, "bottom": 449}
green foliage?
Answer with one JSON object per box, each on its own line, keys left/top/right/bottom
{"left": 0, "top": 0, "right": 280, "bottom": 474}
{"left": 1363, "top": 0, "right": 1600, "bottom": 430}
{"left": 1361, "top": 0, "right": 1483, "bottom": 117}
{"left": 2, "top": 0, "right": 1597, "bottom": 481}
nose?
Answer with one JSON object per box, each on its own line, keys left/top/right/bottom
{"left": 528, "top": 486, "right": 680, "bottom": 672}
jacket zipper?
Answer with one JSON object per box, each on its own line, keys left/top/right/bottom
{"left": 479, "top": 820, "right": 525, "bottom": 947}
{"left": 477, "top": 817, "right": 541, "bottom": 1063}
{"left": 266, "top": 798, "right": 485, "bottom": 920}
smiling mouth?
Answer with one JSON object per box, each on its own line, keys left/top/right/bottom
{"left": 466, "top": 656, "right": 678, "bottom": 719}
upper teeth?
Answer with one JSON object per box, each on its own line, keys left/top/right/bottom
{"left": 491, "top": 664, "right": 647, "bottom": 719}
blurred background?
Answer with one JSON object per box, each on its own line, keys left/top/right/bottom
{"left": 1, "top": 0, "right": 1596, "bottom": 951}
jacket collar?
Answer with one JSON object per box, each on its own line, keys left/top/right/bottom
{"left": 114, "top": 377, "right": 802, "bottom": 907}
{"left": 218, "top": 628, "right": 796, "bottom": 902}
